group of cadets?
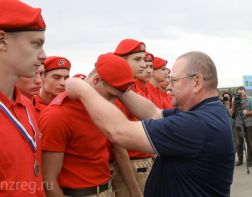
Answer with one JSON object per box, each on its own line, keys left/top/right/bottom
{"left": 0, "top": 1, "right": 173, "bottom": 197}
{"left": 40, "top": 54, "right": 136, "bottom": 197}
{"left": 38, "top": 40, "right": 173, "bottom": 197}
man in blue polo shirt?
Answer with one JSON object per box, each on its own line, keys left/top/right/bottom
{"left": 65, "top": 51, "right": 235, "bottom": 197}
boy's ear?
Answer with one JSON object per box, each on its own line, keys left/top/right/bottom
{"left": 0, "top": 30, "right": 8, "bottom": 51}
{"left": 92, "top": 74, "right": 102, "bottom": 85}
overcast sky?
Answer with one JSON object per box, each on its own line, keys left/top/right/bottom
{"left": 23, "top": 0, "right": 252, "bottom": 88}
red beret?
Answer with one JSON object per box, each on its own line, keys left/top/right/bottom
{"left": 43, "top": 56, "right": 71, "bottom": 72}
{"left": 114, "top": 39, "right": 146, "bottom": 56}
{"left": 96, "top": 53, "right": 135, "bottom": 91}
{"left": 153, "top": 57, "right": 168, "bottom": 69}
{"left": 73, "top": 73, "right": 86, "bottom": 80}
{"left": 0, "top": 0, "right": 46, "bottom": 32}
{"left": 144, "top": 52, "right": 154, "bottom": 62}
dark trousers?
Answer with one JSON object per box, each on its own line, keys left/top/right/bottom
{"left": 235, "top": 126, "right": 252, "bottom": 162}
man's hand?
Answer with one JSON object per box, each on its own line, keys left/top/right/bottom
{"left": 224, "top": 101, "right": 230, "bottom": 107}
{"left": 243, "top": 109, "right": 248, "bottom": 116}
{"left": 103, "top": 82, "right": 124, "bottom": 98}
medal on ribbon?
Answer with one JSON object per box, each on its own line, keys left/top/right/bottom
{"left": 0, "top": 101, "right": 39, "bottom": 176}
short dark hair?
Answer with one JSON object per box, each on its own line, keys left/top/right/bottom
{"left": 236, "top": 86, "right": 246, "bottom": 93}
{"left": 221, "top": 91, "right": 232, "bottom": 100}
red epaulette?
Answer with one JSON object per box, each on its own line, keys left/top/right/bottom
{"left": 50, "top": 92, "right": 68, "bottom": 106}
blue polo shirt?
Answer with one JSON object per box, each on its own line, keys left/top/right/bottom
{"left": 142, "top": 97, "right": 235, "bottom": 197}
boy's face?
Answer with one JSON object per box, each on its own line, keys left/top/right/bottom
{"left": 5, "top": 31, "right": 46, "bottom": 78}
{"left": 42, "top": 69, "right": 70, "bottom": 97}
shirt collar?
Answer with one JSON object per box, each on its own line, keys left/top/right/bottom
{"left": 189, "top": 96, "right": 220, "bottom": 111}
{"left": 0, "top": 87, "right": 23, "bottom": 108}
{"left": 135, "top": 79, "right": 147, "bottom": 92}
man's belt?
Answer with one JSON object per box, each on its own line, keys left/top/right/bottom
{"left": 129, "top": 157, "right": 151, "bottom": 173}
{"left": 130, "top": 156, "right": 151, "bottom": 160}
{"left": 136, "top": 167, "right": 148, "bottom": 173}
{"left": 62, "top": 180, "right": 111, "bottom": 196}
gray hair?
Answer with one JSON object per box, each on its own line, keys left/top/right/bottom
{"left": 177, "top": 51, "right": 218, "bottom": 89}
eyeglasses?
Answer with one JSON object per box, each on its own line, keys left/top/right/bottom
{"left": 169, "top": 74, "right": 198, "bottom": 86}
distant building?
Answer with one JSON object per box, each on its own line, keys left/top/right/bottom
{"left": 218, "top": 75, "right": 252, "bottom": 97}
{"left": 243, "top": 75, "right": 252, "bottom": 93}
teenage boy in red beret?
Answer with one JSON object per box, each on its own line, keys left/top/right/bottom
{"left": 33, "top": 56, "right": 71, "bottom": 116}
{"left": 134, "top": 52, "right": 154, "bottom": 98}
{"left": 40, "top": 53, "right": 136, "bottom": 197}
{"left": 148, "top": 56, "right": 173, "bottom": 109}
{"left": 157, "top": 68, "right": 171, "bottom": 91}
{"left": 16, "top": 65, "right": 45, "bottom": 101}
{"left": 16, "top": 64, "right": 45, "bottom": 121}
{"left": 0, "top": 0, "right": 46, "bottom": 196}
{"left": 112, "top": 39, "right": 154, "bottom": 197}
{"left": 158, "top": 68, "right": 173, "bottom": 106}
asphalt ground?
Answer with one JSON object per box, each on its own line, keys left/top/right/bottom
{"left": 230, "top": 158, "right": 252, "bottom": 197}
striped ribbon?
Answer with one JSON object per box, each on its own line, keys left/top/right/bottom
{"left": 0, "top": 101, "right": 37, "bottom": 151}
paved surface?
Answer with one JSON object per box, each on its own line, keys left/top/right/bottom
{"left": 230, "top": 160, "right": 252, "bottom": 197}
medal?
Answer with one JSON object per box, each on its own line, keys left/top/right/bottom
{"left": 34, "top": 159, "right": 40, "bottom": 176}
